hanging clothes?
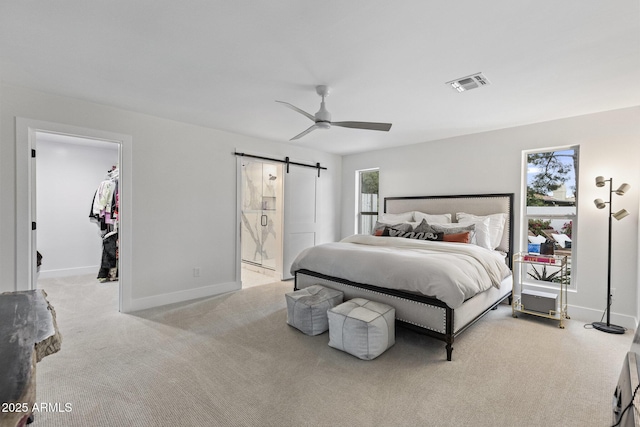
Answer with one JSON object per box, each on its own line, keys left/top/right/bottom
{"left": 90, "top": 167, "right": 119, "bottom": 281}
{"left": 89, "top": 168, "right": 119, "bottom": 235}
{"left": 97, "top": 231, "right": 118, "bottom": 282}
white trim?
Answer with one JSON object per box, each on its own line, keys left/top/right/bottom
{"left": 567, "top": 304, "right": 637, "bottom": 330}
{"left": 236, "top": 156, "right": 243, "bottom": 285}
{"left": 15, "top": 118, "right": 133, "bottom": 312}
{"left": 128, "top": 281, "right": 241, "bottom": 312}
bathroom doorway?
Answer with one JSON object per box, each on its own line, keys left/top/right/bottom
{"left": 240, "top": 159, "right": 284, "bottom": 287}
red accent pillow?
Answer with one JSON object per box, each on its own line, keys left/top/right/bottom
{"left": 443, "top": 231, "right": 471, "bottom": 244}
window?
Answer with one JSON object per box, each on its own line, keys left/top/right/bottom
{"left": 523, "top": 147, "right": 578, "bottom": 288}
{"left": 356, "top": 169, "right": 379, "bottom": 234}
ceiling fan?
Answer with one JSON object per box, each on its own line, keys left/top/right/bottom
{"left": 276, "top": 85, "right": 392, "bottom": 140}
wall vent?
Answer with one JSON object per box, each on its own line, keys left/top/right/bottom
{"left": 446, "top": 73, "right": 490, "bottom": 92}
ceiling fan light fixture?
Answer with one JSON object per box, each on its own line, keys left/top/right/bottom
{"left": 276, "top": 85, "right": 392, "bottom": 141}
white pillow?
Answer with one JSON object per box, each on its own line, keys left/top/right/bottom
{"left": 528, "top": 235, "right": 547, "bottom": 244}
{"left": 551, "top": 233, "right": 572, "bottom": 248}
{"left": 456, "top": 212, "right": 507, "bottom": 249}
{"left": 379, "top": 212, "right": 414, "bottom": 223}
{"left": 413, "top": 211, "right": 452, "bottom": 224}
{"left": 453, "top": 217, "right": 492, "bottom": 250}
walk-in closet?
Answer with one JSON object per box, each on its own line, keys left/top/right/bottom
{"left": 35, "top": 132, "right": 120, "bottom": 303}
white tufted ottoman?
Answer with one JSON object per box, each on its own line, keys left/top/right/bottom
{"left": 286, "top": 285, "right": 344, "bottom": 336}
{"left": 327, "top": 298, "right": 395, "bottom": 360}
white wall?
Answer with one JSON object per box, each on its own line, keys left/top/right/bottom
{"left": 36, "top": 138, "right": 119, "bottom": 278}
{"left": 0, "top": 83, "right": 342, "bottom": 311}
{"left": 342, "top": 107, "right": 640, "bottom": 328}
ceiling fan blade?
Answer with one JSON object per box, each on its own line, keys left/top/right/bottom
{"left": 290, "top": 124, "right": 320, "bottom": 141}
{"left": 275, "top": 101, "right": 315, "bottom": 122}
{"left": 331, "top": 121, "right": 392, "bottom": 132}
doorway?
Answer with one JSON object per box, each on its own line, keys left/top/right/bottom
{"left": 16, "top": 117, "right": 133, "bottom": 312}
{"left": 239, "top": 159, "right": 284, "bottom": 287}
{"left": 35, "top": 132, "right": 120, "bottom": 301}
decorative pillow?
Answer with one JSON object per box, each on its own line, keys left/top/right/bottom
{"left": 430, "top": 222, "right": 476, "bottom": 236}
{"left": 413, "top": 211, "right": 452, "bottom": 224}
{"left": 443, "top": 231, "right": 471, "bottom": 243}
{"left": 450, "top": 217, "right": 492, "bottom": 250}
{"left": 412, "top": 218, "right": 436, "bottom": 234}
{"left": 379, "top": 212, "right": 414, "bottom": 223}
{"left": 406, "top": 219, "right": 444, "bottom": 240}
{"left": 382, "top": 226, "right": 443, "bottom": 241}
{"left": 372, "top": 221, "right": 413, "bottom": 236}
{"left": 456, "top": 212, "right": 507, "bottom": 249}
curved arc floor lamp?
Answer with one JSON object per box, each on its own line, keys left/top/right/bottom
{"left": 593, "top": 176, "right": 630, "bottom": 334}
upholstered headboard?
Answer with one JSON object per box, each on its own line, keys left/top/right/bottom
{"left": 384, "top": 193, "right": 514, "bottom": 267}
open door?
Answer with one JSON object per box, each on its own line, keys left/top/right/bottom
{"left": 282, "top": 165, "right": 319, "bottom": 280}
{"left": 240, "top": 161, "right": 282, "bottom": 270}
{"left": 30, "top": 145, "right": 38, "bottom": 287}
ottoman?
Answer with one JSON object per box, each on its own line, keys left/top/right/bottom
{"left": 327, "top": 298, "right": 395, "bottom": 360}
{"left": 286, "top": 285, "right": 344, "bottom": 336}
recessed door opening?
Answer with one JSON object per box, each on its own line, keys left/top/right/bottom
{"left": 34, "top": 131, "right": 121, "bottom": 308}
{"left": 240, "top": 159, "right": 284, "bottom": 288}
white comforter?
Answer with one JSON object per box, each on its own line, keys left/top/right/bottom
{"left": 290, "top": 234, "right": 512, "bottom": 309}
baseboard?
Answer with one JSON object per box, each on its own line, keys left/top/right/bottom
{"left": 126, "top": 281, "right": 241, "bottom": 312}
{"left": 567, "top": 304, "right": 637, "bottom": 330}
{"left": 39, "top": 266, "right": 99, "bottom": 279}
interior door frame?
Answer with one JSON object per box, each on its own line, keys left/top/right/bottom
{"left": 236, "top": 154, "right": 284, "bottom": 285}
{"left": 16, "top": 118, "right": 133, "bottom": 312}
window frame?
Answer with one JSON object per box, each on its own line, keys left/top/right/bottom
{"left": 521, "top": 146, "right": 579, "bottom": 291}
{"left": 356, "top": 168, "right": 379, "bottom": 234}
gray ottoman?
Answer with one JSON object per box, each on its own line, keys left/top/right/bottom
{"left": 327, "top": 298, "right": 395, "bottom": 360}
{"left": 286, "top": 285, "right": 344, "bottom": 336}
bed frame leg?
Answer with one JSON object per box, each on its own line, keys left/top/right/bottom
{"left": 446, "top": 343, "right": 453, "bottom": 361}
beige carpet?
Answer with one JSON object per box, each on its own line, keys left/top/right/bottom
{"left": 35, "top": 275, "right": 632, "bottom": 427}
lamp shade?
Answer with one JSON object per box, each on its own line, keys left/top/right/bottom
{"left": 615, "top": 183, "right": 631, "bottom": 196}
{"left": 594, "top": 198, "right": 606, "bottom": 209}
{"left": 613, "top": 209, "right": 629, "bottom": 221}
{"left": 595, "top": 176, "right": 606, "bottom": 187}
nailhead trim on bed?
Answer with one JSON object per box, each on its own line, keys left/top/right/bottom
{"left": 398, "top": 299, "right": 446, "bottom": 333}
{"left": 304, "top": 276, "right": 447, "bottom": 334}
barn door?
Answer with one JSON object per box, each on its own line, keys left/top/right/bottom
{"left": 282, "top": 165, "right": 319, "bottom": 280}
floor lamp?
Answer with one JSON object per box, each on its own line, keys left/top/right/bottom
{"left": 593, "top": 176, "right": 630, "bottom": 334}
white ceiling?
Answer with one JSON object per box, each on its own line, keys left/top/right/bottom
{"left": 2, "top": 1, "right": 639, "bottom": 155}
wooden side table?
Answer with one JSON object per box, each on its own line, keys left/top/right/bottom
{"left": 0, "top": 290, "right": 61, "bottom": 427}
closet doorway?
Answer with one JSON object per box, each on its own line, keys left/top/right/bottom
{"left": 34, "top": 132, "right": 121, "bottom": 306}
{"left": 240, "top": 159, "right": 284, "bottom": 287}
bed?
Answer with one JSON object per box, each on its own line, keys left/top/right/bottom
{"left": 291, "top": 193, "right": 514, "bottom": 361}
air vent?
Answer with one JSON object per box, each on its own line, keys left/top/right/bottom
{"left": 446, "top": 73, "right": 490, "bottom": 92}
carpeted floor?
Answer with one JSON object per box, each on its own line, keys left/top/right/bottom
{"left": 34, "top": 274, "right": 632, "bottom": 426}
